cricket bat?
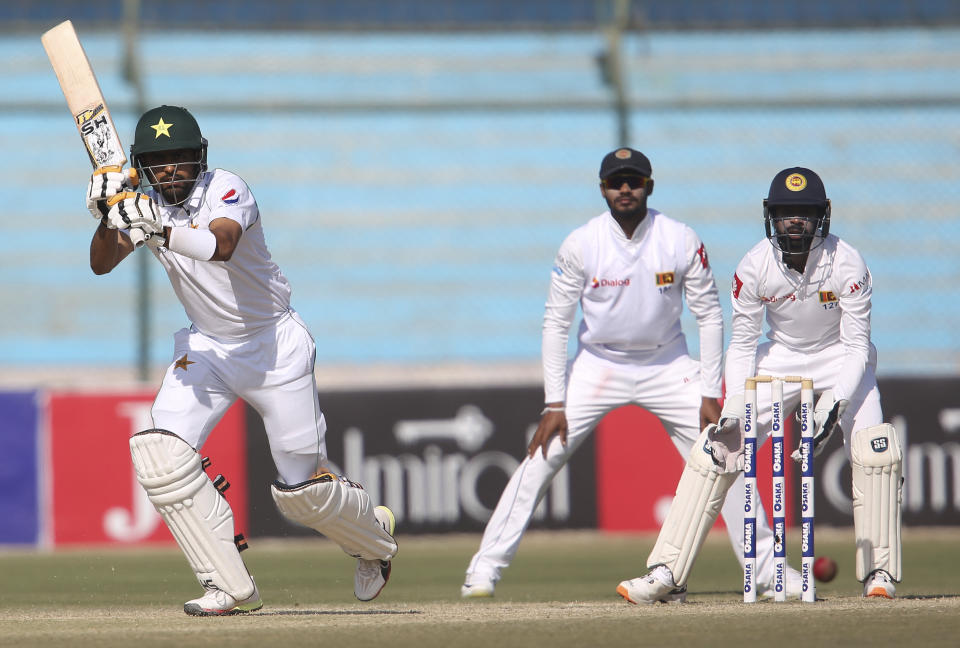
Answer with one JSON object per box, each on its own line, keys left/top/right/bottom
{"left": 41, "top": 19, "right": 147, "bottom": 247}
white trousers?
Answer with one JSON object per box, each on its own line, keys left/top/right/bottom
{"left": 150, "top": 310, "right": 328, "bottom": 484}
{"left": 466, "top": 346, "right": 779, "bottom": 585}
{"left": 748, "top": 341, "right": 883, "bottom": 458}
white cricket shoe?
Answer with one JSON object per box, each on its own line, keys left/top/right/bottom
{"left": 863, "top": 570, "right": 896, "bottom": 599}
{"left": 617, "top": 565, "right": 687, "bottom": 605}
{"left": 461, "top": 574, "right": 496, "bottom": 598}
{"left": 183, "top": 581, "right": 262, "bottom": 616}
{"left": 759, "top": 565, "right": 803, "bottom": 599}
{"left": 355, "top": 506, "right": 396, "bottom": 601}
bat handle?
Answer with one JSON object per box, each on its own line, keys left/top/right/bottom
{"left": 95, "top": 165, "right": 139, "bottom": 188}
{"left": 129, "top": 227, "right": 147, "bottom": 248}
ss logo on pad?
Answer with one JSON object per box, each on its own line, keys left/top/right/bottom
{"left": 871, "top": 437, "right": 889, "bottom": 453}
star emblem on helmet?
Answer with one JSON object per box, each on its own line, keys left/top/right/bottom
{"left": 151, "top": 117, "right": 173, "bottom": 138}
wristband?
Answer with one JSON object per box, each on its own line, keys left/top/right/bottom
{"left": 167, "top": 226, "right": 217, "bottom": 261}
{"left": 540, "top": 406, "right": 565, "bottom": 415}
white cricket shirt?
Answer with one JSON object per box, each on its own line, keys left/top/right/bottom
{"left": 148, "top": 169, "right": 293, "bottom": 340}
{"left": 724, "top": 234, "right": 874, "bottom": 402}
{"left": 543, "top": 209, "right": 724, "bottom": 403}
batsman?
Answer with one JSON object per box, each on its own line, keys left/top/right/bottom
{"left": 618, "top": 167, "right": 902, "bottom": 602}
{"left": 87, "top": 105, "right": 398, "bottom": 615}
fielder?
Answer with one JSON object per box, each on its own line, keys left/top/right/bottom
{"left": 87, "top": 105, "right": 398, "bottom": 616}
{"left": 618, "top": 167, "right": 901, "bottom": 602}
{"left": 462, "top": 148, "right": 792, "bottom": 600}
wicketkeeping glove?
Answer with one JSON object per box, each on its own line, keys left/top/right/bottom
{"left": 707, "top": 393, "right": 745, "bottom": 473}
{"left": 86, "top": 166, "right": 137, "bottom": 220}
{"left": 790, "top": 389, "right": 848, "bottom": 463}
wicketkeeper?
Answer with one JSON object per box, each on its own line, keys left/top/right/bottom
{"left": 618, "top": 167, "right": 902, "bottom": 602}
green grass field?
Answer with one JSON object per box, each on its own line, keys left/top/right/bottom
{"left": 0, "top": 528, "right": 957, "bottom": 648}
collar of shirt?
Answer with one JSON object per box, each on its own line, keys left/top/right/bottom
{"left": 181, "top": 171, "right": 211, "bottom": 212}
{"left": 605, "top": 208, "right": 654, "bottom": 244}
{"left": 776, "top": 235, "right": 829, "bottom": 275}
{"left": 775, "top": 236, "right": 835, "bottom": 301}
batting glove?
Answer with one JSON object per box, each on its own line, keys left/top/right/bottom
{"left": 86, "top": 166, "right": 134, "bottom": 220}
{"left": 105, "top": 192, "right": 163, "bottom": 237}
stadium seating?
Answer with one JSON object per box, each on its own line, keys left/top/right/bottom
{"left": 2, "top": 28, "right": 957, "bottom": 373}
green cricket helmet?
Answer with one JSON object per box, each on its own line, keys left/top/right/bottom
{"left": 130, "top": 105, "right": 208, "bottom": 203}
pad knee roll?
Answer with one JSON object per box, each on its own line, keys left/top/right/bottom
{"left": 129, "top": 429, "right": 254, "bottom": 600}
{"left": 272, "top": 473, "right": 397, "bottom": 561}
{"left": 851, "top": 423, "right": 903, "bottom": 582}
{"left": 647, "top": 429, "right": 737, "bottom": 586}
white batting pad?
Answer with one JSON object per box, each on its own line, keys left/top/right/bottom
{"left": 851, "top": 423, "right": 902, "bottom": 582}
{"left": 271, "top": 473, "right": 398, "bottom": 561}
{"left": 647, "top": 429, "right": 738, "bottom": 586}
{"left": 129, "top": 430, "right": 255, "bottom": 600}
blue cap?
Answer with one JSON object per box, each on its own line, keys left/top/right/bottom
{"left": 600, "top": 148, "right": 652, "bottom": 179}
{"left": 766, "top": 167, "right": 828, "bottom": 207}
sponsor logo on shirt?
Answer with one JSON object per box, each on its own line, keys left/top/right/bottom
{"left": 761, "top": 293, "right": 796, "bottom": 303}
{"left": 553, "top": 254, "right": 578, "bottom": 277}
{"left": 553, "top": 254, "right": 575, "bottom": 277}
{"left": 696, "top": 243, "right": 710, "bottom": 269}
{"left": 849, "top": 272, "right": 870, "bottom": 294}
{"left": 221, "top": 189, "right": 239, "bottom": 204}
{"left": 592, "top": 277, "right": 630, "bottom": 289}
{"left": 732, "top": 273, "right": 744, "bottom": 299}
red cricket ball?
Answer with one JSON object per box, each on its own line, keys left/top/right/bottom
{"left": 813, "top": 556, "right": 838, "bottom": 583}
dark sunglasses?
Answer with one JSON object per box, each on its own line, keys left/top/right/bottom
{"left": 603, "top": 175, "right": 649, "bottom": 190}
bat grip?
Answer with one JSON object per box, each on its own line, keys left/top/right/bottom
{"left": 95, "top": 165, "right": 139, "bottom": 188}
{"left": 128, "top": 227, "right": 147, "bottom": 248}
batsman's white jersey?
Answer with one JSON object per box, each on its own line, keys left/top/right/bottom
{"left": 725, "top": 234, "right": 882, "bottom": 456}
{"left": 466, "top": 209, "right": 781, "bottom": 587}
{"left": 146, "top": 169, "right": 327, "bottom": 483}
{"left": 149, "top": 169, "right": 292, "bottom": 339}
